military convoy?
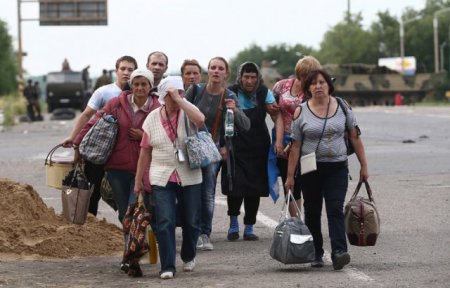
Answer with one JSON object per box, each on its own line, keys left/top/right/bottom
{"left": 323, "top": 63, "right": 447, "bottom": 106}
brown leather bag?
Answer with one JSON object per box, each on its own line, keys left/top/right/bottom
{"left": 344, "top": 180, "right": 380, "bottom": 246}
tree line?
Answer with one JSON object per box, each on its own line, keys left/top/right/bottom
{"left": 0, "top": 19, "right": 18, "bottom": 95}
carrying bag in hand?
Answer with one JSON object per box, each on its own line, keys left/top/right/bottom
{"left": 270, "top": 190, "right": 315, "bottom": 264}
{"left": 61, "top": 164, "right": 92, "bottom": 225}
{"left": 184, "top": 114, "right": 222, "bottom": 169}
{"left": 79, "top": 113, "right": 118, "bottom": 165}
{"left": 344, "top": 180, "right": 380, "bottom": 246}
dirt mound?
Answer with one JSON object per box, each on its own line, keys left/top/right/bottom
{"left": 0, "top": 178, "right": 123, "bottom": 260}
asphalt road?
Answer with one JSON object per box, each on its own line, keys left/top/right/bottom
{"left": 0, "top": 106, "right": 449, "bottom": 288}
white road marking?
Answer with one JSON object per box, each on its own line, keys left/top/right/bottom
{"left": 215, "top": 198, "right": 374, "bottom": 283}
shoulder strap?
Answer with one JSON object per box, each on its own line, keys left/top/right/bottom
{"left": 336, "top": 97, "right": 361, "bottom": 136}
{"left": 211, "top": 89, "right": 226, "bottom": 141}
{"left": 336, "top": 96, "right": 351, "bottom": 117}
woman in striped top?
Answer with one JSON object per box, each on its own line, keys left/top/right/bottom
{"left": 285, "top": 69, "right": 369, "bottom": 270}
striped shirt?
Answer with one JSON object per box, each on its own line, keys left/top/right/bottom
{"left": 291, "top": 98, "right": 357, "bottom": 162}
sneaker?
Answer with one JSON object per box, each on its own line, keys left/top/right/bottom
{"left": 160, "top": 271, "right": 174, "bottom": 279}
{"left": 120, "top": 260, "right": 129, "bottom": 273}
{"left": 196, "top": 236, "right": 204, "bottom": 249}
{"left": 183, "top": 259, "right": 196, "bottom": 272}
{"left": 332, "top": 251, "right": 351, "bottom": 270}
{"left": 200, "top": 234, "right": 214, "bottom": 251}
{"left": 311, "top": 257, "right": 324, "bottom": 268}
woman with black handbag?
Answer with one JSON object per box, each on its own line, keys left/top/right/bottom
{"left": 285, "top": 69, "right": 369, "bottom": 270}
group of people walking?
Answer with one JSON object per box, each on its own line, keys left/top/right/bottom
{"left": 61, "top": 52, "right": 369, "bottom": 279}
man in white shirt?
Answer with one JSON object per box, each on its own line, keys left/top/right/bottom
{"left": 62, "top": 55, "right": 138, "bottom": 216}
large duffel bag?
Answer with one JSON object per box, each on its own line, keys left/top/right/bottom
{"left": 270, "top": 191, "right": 315, "bottom": 264}
{"left": 344, "top": 180, "right": 380, "bottom": 246}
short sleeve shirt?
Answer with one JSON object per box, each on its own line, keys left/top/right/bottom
{"left": 87, "top": 82, "right": 122, "bottom": 110}
{"left": 291, "top": 99, "right": 357, "bottom": 162}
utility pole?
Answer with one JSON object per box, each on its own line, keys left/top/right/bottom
{"left": 347, "top": 0, "right": 351, "bottom": 21}
{"left": 17, "top": 0, "right": 24, "bottom": 97}
{"left": 433, "top": 7, "right": 450, "bottom": 73}
{"left": 399, "top": 16, "right": 421, "bottom": 73}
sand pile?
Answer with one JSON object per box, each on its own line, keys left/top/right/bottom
{"left": 0, "top": 178, "right": 123, "bottom": 260}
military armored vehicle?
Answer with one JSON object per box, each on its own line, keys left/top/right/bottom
{"left": 45, "top": 69, "right": 91, "bottom": 113}
{"left": 323, "top": 63, "right": 446, "bottom": 106}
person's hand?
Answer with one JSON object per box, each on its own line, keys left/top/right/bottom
{"left": 225, "top": 99, "right": 237, "bottom": 111}
{"left": 220, "top": 146, "right": 227, "bottom": 160}
{"left": 266, "top": 103, "right": 280, "bottom": 115}
{"left": 128, "top": 128, "right": 143, "bottom": 141}
{"left": 359, "top": 165, "right": 369, "bottom": 182}
{"left": 134, "top": 180, "right": 144, "bottom": 195}
{"left": 73, "top": 147, "right": 82, "bottom": 164}
{"left": 62, "top": 137, "right": 73, "bottom": 148}
{"left": 274, "top": 140, "right": 284, "bottom": 157}
{"left": 166, "top": 88, "right": 182, "bottom": 102}
{"left": 285, "top": 176, "right": 295, "bottom": 193}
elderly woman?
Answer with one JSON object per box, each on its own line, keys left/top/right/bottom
{"left": 74, "top": 69, "right": 160, "bottom": 270}
{"left": 285, "top": 69, "right": 369, "bottom": 270}
{"left": 134, "top": 76, "right": 205, "bottom": 280}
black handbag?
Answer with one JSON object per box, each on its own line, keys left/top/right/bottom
{"left": 270, "top": 191, "right": 315, "bottom": 264}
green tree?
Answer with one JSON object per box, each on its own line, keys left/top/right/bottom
{"left": 0, "top": 19, "right": 17, "bottom": 95}
{"left": 228, "top": 43, "right": 317, "bottom": 82}
{"left": 370, "top": 11, "right": 401, "bottom": 58}
{"left": 317, "top": 13, "right": 379, "bottom": 65}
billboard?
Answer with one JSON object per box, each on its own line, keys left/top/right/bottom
{"left": 378, "top": 57, "right": 416, "bottom": 75}
{"left": 39, "top": 0, "right": 107, "bottom": 26}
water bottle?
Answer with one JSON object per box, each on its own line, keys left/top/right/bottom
{"left": 224, "top": 109, "right": 234, "bottom": 137}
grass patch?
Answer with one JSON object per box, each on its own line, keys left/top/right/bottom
{"left": 0, "top": 93, "right": 26, "bottom": 126}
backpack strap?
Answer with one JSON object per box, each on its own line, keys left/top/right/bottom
{"left": 336, "top": 97, "right": 361, "bottom": 136}
{"left": 211, "top": 89, "right": 226, "bottom": 141}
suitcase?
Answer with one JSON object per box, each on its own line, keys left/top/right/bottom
{"left": 344, "top": 180, "right": 380, "bottom": 246}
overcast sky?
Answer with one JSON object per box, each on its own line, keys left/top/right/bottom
{"left": 1, "top": 0, "right": 426, "bottom": 77}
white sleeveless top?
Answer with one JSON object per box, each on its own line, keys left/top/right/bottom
{"left": 142, "top": 107, "right": 202, "bottom": 186}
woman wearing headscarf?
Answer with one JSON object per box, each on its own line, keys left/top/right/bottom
{"left": 74, "top": 69, "right": 160, "bottom": 271}
{"left": 134, "top": 76, "right": 205, "bottom": 280}
{"left": 224, "top": 62, "right": 280, "bottom": 241}
{"left": 285, "top": 69, "right": 368, "bottom": 270}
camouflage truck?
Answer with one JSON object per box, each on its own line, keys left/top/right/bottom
{"left": 323, "top": 63, "right": 447, "bottom": 106}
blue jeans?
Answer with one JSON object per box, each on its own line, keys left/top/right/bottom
{"left": 301, "top": 162, "right": 348, "bottom": 258}
{"left": 106, "top": 170, "right": 136, "bottom": 223}
{"left": 200, "top": 161, "right": 221, "bottom": 236}
{"left": 153, "top": 182, "right": 201, "bottom": 274}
